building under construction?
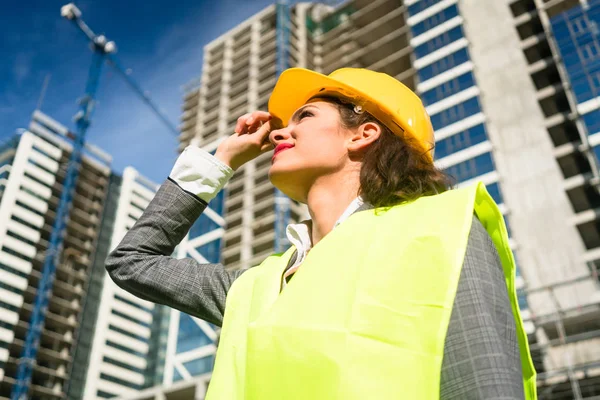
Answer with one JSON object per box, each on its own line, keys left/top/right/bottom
{"left": 173, "top": 0, "right": 600, "bottom": 399}
{"left": 0, "top": 111, "right": 171, "bottom": 400}
{"left": 0, "top": 111, "right": 112, "bottom": 399}
{"left": 509, "top": 0, "right": 600, "bottom": 397}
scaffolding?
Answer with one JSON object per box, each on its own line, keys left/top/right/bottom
{"left": 522, "top": 262, "right": 600, "bottom": 398}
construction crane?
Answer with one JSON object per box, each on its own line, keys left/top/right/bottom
{"left": 274, "top": 0, "right": 292, "bottom": 253}
{"left": 11, "top": 3, "right": 178, "bottom": 398}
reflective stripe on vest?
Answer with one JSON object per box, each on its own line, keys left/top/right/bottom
{"left": 206, "top": 182, "right": 537, "bottom": 399}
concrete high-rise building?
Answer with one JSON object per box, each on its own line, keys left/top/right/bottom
{"left": 80, "top": 167, "right": 164, "bottom": 400}
{"left": 507, "top": 0, "right": 600, "bottom": 397}
{"left": 179, "top": 3, "right": 317, "bottom": 274}
{"left": 0, "top": 110, "right": 172, "bottom": 399}
{"left": 0, "top": 110, "right": 112, "bottom": 398}
{"left": 154, "top": 0, "right": 600, "bottom": 398}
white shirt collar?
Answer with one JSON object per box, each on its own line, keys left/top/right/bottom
{"left": 285, "top": 196, "right": 366, "bottom": 254}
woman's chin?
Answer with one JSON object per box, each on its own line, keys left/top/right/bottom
{"left": 268, "top": 170, "right": 305, "bottom": 202}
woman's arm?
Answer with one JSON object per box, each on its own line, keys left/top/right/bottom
{"left": 440, "top": 216, "right": 525, "bottom": 399}
{"left": 105, "top": 147, "right": 244, "bottom": 327}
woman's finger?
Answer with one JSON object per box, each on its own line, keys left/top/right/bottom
{"left": 256, "top": 121, "right": 273, "bottom": 151}
{"left": 247, "top": 111, "right": 271, "bottom": 126}
{"left": 235, "top": 113, "right": 252, "bottom": 134}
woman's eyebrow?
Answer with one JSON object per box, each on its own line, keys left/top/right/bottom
{"left": 290, "top": 104, "right": 318, "bottom": 123}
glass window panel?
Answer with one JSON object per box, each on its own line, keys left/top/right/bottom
{"left": 434, "top": 123, "right": 488, "bottom": 159}
{"left": 418, "top": 48, "right": 470, "bottom": 82}
{"left": 183, "top": 355, "right": 215, "bottom": 376}
{"left": 421, "top": 71, "right": 475, "bottom": 106}
{"left": 412, "top": 4, "right": 459, "bottom": 37}
{"left": 443, "top": 152, "right": 495, "bottom": 183}
{"left": 414, "top": 26, "right": 464, "bottom": 59}
{"left": 430, "top": 97, "right": 481, "bottom": 130}
{"left": 551, "top": 2, "right": 600, "bottom": 104}
{"left": 485, "top": 182, "right": 504, "bottom": 205}
{"left": 173, "top": 367, "right": 183, "bottom": 383}
{"left": 176, "top": 314, "right": 213, "bottom": 354}
{"left": 584, "top": 109, "right": 600, "bottom": 133}
{"left": 407, "top": 0, "right": 440, "bottom": 17}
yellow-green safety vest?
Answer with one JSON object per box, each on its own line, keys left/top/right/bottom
{"left": 206, "top": 182, "right": 537, "bottom": 399}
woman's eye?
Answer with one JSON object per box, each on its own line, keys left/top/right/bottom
{"left": 299, "top": 110, "right": 313, "bottom": 120}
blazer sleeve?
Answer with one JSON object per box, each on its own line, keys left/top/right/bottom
{"left": 105, "top": 177, "right": 246, "bottom": 327}
{"left": 440, "top": 216, "right": 525, "bottom": 399}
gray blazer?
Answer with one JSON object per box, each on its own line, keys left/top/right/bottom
{"left": 106, "top": 178, "right": 525, "bottom": 399}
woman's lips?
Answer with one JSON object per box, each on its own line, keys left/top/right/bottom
{"left": 272, "top": 145, "right": 293, "bottom": 161}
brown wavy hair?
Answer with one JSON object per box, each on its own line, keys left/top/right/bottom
{"left": 314, "top": 96, "right": 454, "bottom": 208}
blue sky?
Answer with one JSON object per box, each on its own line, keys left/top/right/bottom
{"left": 1, "top": 0, "right": 274, "bottom": 183}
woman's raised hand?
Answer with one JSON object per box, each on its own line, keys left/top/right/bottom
{"left": 214, "top": 111, "right": 275, "bottom": 171}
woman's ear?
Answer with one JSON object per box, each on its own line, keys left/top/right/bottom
{"left": 347, "top": 122, "right": 381, "bottom": 153}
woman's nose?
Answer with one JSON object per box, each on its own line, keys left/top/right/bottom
{"left": 268, "top": 126, "right": 291, "bottom": 145}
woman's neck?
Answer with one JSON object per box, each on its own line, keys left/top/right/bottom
{"left": 305, "top": 171, "right": 360, "bottom": 247}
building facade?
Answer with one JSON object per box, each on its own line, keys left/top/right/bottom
{"left": 0, "top": 110, "right": 175, "bottom": 399}
{"left": 509, "top": 0, "right": 600, "bottom": 397}
{"left": 0, "top": 110, "right": 112, "bottom": 398}
{"left": 80, "top": 167, "right": 166, "bottom": 399}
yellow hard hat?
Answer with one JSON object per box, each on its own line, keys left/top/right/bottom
{"left": 268, "top": 67, "right": 435, "bottom": 161}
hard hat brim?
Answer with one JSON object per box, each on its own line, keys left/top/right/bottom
{"left": 268, "top": 68, "right": 381, "bottom": 129}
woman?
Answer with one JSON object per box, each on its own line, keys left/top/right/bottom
{"left": 106, "top": 68, "right": 536, "bottom": 399}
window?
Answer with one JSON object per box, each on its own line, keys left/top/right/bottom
{"left": 106, "top": 340, "right": 145, "bottom": 357}
{"left": 183, "top": 355, "right": 215, "bottom": 376}
{"left": 430, "top": 97, "right": 481, "bottom": 130}
{"left": 407, "top": 0, "right": 440, "bottom": 17}
{"left": 100, "top": 373, "right": 141, "bottom": 390}
{"left": 19, "top": 185, "right": 46, "bottom": 202}
{"left": 444, "top": 152, "right": 495, "bottom": 183}
{"left": 6, "top": 230, "right": 37, "bottom": 247}
{"left": 411, "top": 4, "right": 459, "bottom": 37}
{"left": 571, "top": 16, "right": 589, "bottom": 35}
{"left": 414, "top": 26, "right": 464, "bottom": 59}
{"left": 111, "top": 309, "right": 151, "bottom": 328}
{"left": 11, "top": 214, "right": 38, "bottom": 231}
{"left": 418, "top": 48, "right": 470, "bottom": 82}
{"left": 103, "top": 356, "right": 145, "bottom": 374}
{"left": 176, "top": 314, "right": 213, "bottom": 354}
{"left": 115, "top": 294, "right": 152, "bottom": 313}
{"left": 0, "top": 262, "right": 28, "bottom": 279}
{"left": 485, "top": 182, "right": 504, "bottom": 205}
{"left": 108, "top": 324, "right": 149, "bottom": 343}
{"left": 582, "top": 42, "right": 600, "bottom": 63}
{"left": 435, "top": 123, "right": 488, "bottom": 159}
{"left": 0, "top": 281, "right": 23, "bottom": 295}
{"left": 27, "top": 158, "right": 54, "bottom": 175}
{"left": 1, "top": 246, "right": 32, "bottom": 263}
{"left": 31, "top": 144, "right": 58, "bottom": 161}
{"left": 585, "top": 110, "right": 600, "bottom": 134}
{"left": 15, "top": 200, "right": 44, "bottom": 217}
{"left": 97, "top": 390, "right": 117, "bottom": 399}
{"left": 420, "top": 71, "right": 475, "bottom": 106}
{"left": 551, "top": 3, "right": 600, "bottom": 103}
{"left": 0, "top": 299, "right": 19, "bottom": 313}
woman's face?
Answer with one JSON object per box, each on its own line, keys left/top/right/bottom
{"left": 268, "top": 100, "right": 351, "bottom": 202}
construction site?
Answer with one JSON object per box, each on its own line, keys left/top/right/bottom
{"left": 1, "top": 0, "right": 600, "bottom": 399}
{"left": 177, "top": 0, "right": 600, "bottom": 398}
